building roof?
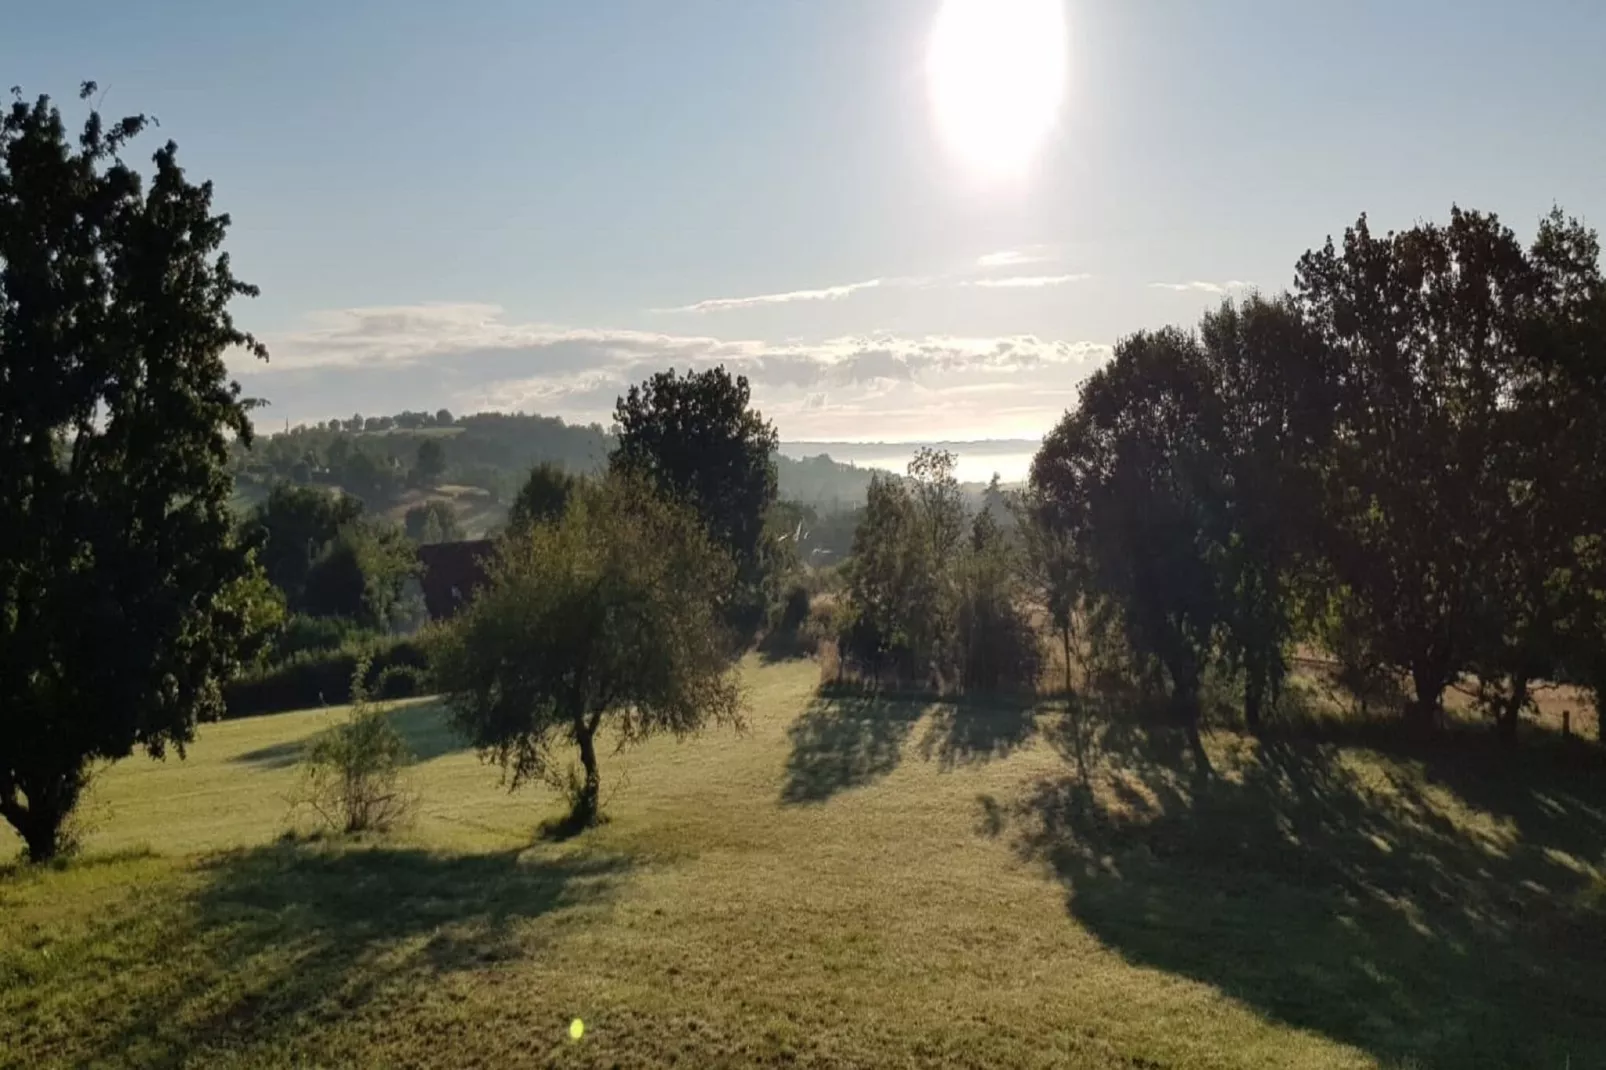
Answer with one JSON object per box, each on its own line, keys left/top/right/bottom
{"left": 416, "top": 539, "right": 496, "bottom": 621}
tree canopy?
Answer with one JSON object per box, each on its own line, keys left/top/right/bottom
{"left": 610, "top": 366, "right": 780, "bottom": 622}
{"left": 431, "top": 474, "right": 745, "bottom": 828}
{"left": 0, "top": 84, "right": 269, "bottom": 859}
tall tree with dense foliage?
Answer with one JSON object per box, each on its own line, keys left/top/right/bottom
{"left": 249, "top": 484, "right": 365, "bottom": 604}
{"left": 1295, "top": 207, "right": 1602, "bottom": 731}
{"left": 431, "top": 475, "right": 744, "bottom": 829}
{"left": 0, "top": 85, "right": 268, "bottom": 859}
{"left": 610, "top": 366, "right": 779, "bottom": 624}
{"left": 1033, "top": 328, "right": 1227, "bottom": 769}
{"left": 1195, "top": 294, "right": 1335, "bottom": 730}
{"left": 1011, "top": 487, "right": 1083, "bottom": 695}
{"left": 413, "top": 438, "right": 446, "bottom": 486}
{"left": 505, "top": 461, "right": 576, "bottom": 534}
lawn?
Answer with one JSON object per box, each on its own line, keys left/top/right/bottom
{"left": 3, "top": 659, "right": 1603, "bottom": 1069}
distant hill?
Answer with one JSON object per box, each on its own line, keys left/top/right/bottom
{"left": 229, "top": 411, "right": 882, "bottom": 528}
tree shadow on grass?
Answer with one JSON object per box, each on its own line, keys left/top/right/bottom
{"left": 781, "top": 687, "right": 1044, "bottom": 804}
{"left": 987, "top": 701, "right": 1606, "bottom": 1069}
{"left": 916, "top": 695, "right": 1039, "bottom": 771}
{"left": 70, "top": 842, "right": 630, "bottom": 1066}
{"left": 232, "top": 701, "right": 469, "bottom": 769}
{"left": 780, "top": 691, "right": 926, "bottom": 804}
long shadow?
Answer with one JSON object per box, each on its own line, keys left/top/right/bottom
{"left": 780, "top": 692, "right": 926, "bottom": 804}
{"left": 992, "top": 703, "right": 1606, "bottom": 1068}
{"left": 916, "top": 695, "right": 1039, "bottom": 771}
{"left": 72, "top": 842, "right": 630, "bottom": 1065}
{"left": 232, "top": 701, "right": 469, "bottom": 769}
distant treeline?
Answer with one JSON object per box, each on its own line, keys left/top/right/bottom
{"left": 231, "top": 410, "right": 880, "bottom": 515}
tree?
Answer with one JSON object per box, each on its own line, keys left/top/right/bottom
{"left": 1034, "top": 328, "right": 1227, "bottom": 770}
{"left": 1294, "top": 207, "right": 1599, "bottom": 731}
{"left": 506, "top": 462, "right": 576, "bottom": 533}
{"left": 248, "top": 485, "right": 365, "bottom": 608}
{"left": 435, "top": 408, "right": 454, "bottom": 427}
{"left": 431, "top": 475, "right": 744, "bottom": 829}
{"left": 404, "top": 500, "right": 463, "bottom": 545}
{"left": 955, "top": 508, "right": 1043, "bottom": 694}
{"left": 1195, "top": 294, "right": 1334, "bottom": 731}
{"left": 302, "top": 521, "right": 420, "bottom": 631}
{"left": 611, "top": 366, "right": 779, "bottom": 625}
{"left": 414, "top": 439, "right": 446, "bottom": 486}
{"left": 1012, "top": 487, "right": 1083, "bottom": 695}
{"left": 0, "top": 84, "right": 268, "bottom": 860}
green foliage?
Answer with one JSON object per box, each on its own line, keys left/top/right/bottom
{"left": 505, "top": 461, "right": 576, "bottom": 533}
{"left": 955, "top": 510, "right": 1043, "bottom": 694}
{"left": 412, "top": 439, "right": 446, "bottom": 486}
{"left": 1295, "top": 207, "right": 1606, "bottom": 730}
{"left": 839, "top": 451, "right": 1038, "bottom": 695}
{"left": 223, "top": 636, "right": 429, "bottom": 718}
{"left": 403, "top": 500, "right": 463, "bottom": 545}
{"left": 1033, "top": 329, "right": 1226, "bottom": 766}
{"left": 1028, "top": 204, "right": 1606, "bottom": 748}
{"left": 1011, "top": 488, "right": 1083, "bottom": 695}
{"left": 294, "top": 656, "right": 416, "bottom": 834}
{"left": 248, "top": 485, "right": 365, "bottom": 607}
{"left": 610, "top": 366, "right": 780, "bottom": 630}
{"left": 300, "top": 521, "right": 420, "bottom": 631}
{"left": 0, "top": 83, "right": 267, "bottom": 861}
{"left": 432, "top": 474, "right": 745, "bottom": 828}
{"left": 272, "top": 614, "right": 371, "bottom": 662}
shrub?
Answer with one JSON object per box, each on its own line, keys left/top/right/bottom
{"left": 273, "top": 614, "right": 371, "bottom": 661}
{"left": 294, "top": 657, "right": 416, "bottom": 833}
{"left": 223, "top": 636, "right": 429, "bottom": 718}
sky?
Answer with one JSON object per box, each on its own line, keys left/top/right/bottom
{"left": 6, "top": 0, "right": 1605, "bottom": 446}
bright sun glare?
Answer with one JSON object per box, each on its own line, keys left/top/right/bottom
{"left": 926, "top": 0, "right": 1068, "bottom": 181}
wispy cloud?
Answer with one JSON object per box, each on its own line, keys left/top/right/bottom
{"left": 976, "top": 247, "right": 1055, "bottom": 269}
{"left": 656, "top": 278, "right": 883, "bottom": 314}
{"left": 969, "top": 273, "right": 1091, "bottom": 289}
{"left": 1148, "top": 279, "right": 1256, "bottom": 294}
{"left": 235, "top": 302, "right": 1112, "bottom": 440}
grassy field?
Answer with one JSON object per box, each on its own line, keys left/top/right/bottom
{"left": 3, "top": 659, "right": 1604, "bottom": 1069}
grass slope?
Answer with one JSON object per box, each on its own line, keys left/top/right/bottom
{"left": 3, "top": 660, "right": 1603, "bottom": 1069}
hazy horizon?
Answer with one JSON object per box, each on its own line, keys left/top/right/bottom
{"left": 10, "top": 1, "right": 1602, "bottom": 439}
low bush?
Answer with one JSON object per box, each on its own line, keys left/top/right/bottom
{"left": 293, "top": 656, "right": 417, "bottom": 834}
{"left": 272, "top": 614, "right": 372, "bottom": 661}
{"left": 223, "top": 635, "right": 430, "bottom": 718}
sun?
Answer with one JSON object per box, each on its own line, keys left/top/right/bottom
{"left": 926, "top": 0, "right": 1069, "bottom": 180}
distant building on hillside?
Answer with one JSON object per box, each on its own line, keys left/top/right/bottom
{"left": 417, "top": 539, "right": 496, "bottom": 622}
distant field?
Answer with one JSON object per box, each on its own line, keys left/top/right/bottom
{"left": 3, "top": 659, "right": 1603, "bottom": 1069}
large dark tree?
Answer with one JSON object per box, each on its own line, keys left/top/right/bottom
{"left": 0, "top": 85, "right": 268, "bottom": 860}
{"left": 1195, "top": 294, "right": 1335, "bottom": 731}
{"left": 248, "top": 484, "right": 364, "bottom": 608}
{"left": 1033, "top": 328, "right": 1227, "bottom": 770}
{"left": 610, "top": 366, "right": 778, "bottom": 622}
{"left": 1295, "top": 207, "right": 1603, "bottom": 731}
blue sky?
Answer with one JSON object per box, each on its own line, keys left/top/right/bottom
{"left": 7, "top": 0, "right": 1604, "bottom": 442}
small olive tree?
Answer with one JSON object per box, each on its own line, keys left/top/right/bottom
{"left": 431, "top": 474, "right": 745, "bottom": 829}
{"left": 296, "top": 656, "right": 416, "bottom": 834}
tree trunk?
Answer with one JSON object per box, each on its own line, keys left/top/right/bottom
{"left": 1061, "top": 623, "right": 1074, "bottom": 697}
{"left": 1169, "top": 659, "right": 1213, "bottom": 777}
{"left": 1496, "top": 675, "right": 1529, "bottom": 747}
{"left": 1244, "top": 672, "right": 1265, "bottom": 735}
{"left": 573, "top": 719, "right": 602, "bottom": 827}
{"left": 1407, "top": 662, "right": 1446, "bottom": 735}
{"left": 0, "top": 778, "right": 75, "bottom": 864}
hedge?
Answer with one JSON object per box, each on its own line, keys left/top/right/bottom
{"left": 223, "top": 636, "right": 431, "bottom": 718}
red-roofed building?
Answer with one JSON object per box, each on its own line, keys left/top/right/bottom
{"left": 416, "top": 539, "right": 496, "bottom": 621}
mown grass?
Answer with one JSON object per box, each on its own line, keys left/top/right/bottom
{"left": 3, "top": 659, "right": 1603, "bottom": 1069}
